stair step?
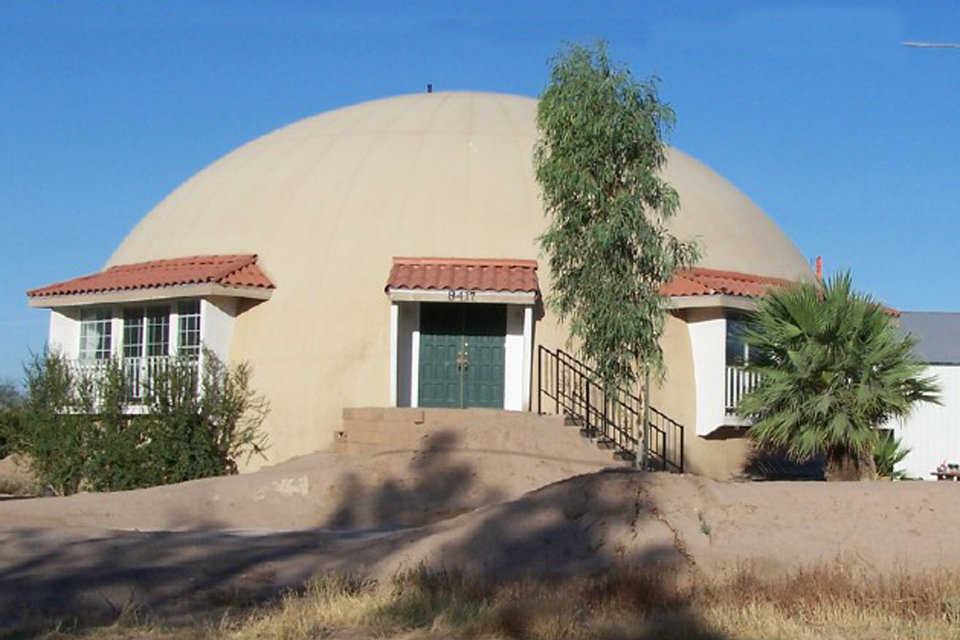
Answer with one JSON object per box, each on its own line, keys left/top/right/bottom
{"left": 596, "top": 437, "right": 616, "bottom": 450}
{"left": 579, "top": 426, "right": 599, "bottom": 439}
{"left": 613, "top": 449, "right": 636, "bottom": 462}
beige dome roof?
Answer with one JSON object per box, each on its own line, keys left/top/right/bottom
{"left": 107, "top": 91, "right": 812, "bottom": 469}
{"left": 111, "top": 91, "right": 810, "bottom": 279}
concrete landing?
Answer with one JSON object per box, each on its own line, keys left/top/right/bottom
{"left": 336, "top": 407, "right": 571, "bottom": 451}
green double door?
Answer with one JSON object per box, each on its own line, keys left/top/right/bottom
{"left": 418, "top": 303, "right": 506, "bottom": 408}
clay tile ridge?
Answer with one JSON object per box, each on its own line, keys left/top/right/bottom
{"left": 386, "top": 257, "right": 539, "bottom": 293}
{"left": 27, "top": 254, "right": 275, "bottom": 298}
{"left": 661, "top": 268, "right": 900, "bottom": 316}
{"left": 661, "top": 267, "right": 793, "bottom": 298}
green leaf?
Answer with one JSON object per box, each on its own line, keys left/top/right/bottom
{"left": 535, "top": 40, "right": 699, "bottom": 392}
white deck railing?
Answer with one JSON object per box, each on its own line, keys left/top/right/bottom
{"left": 71, "top": 356, "right": 199, "bottom": 408}
{"left": 725, "top": 365, "right": 761, "bottom": 414}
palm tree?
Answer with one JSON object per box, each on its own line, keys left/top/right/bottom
{"left": 737, "top": 272, "right": 940, "bottom": 481}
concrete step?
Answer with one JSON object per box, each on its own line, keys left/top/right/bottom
{"left": 595, "top": 437, "right": 616, "bottom": 450}
{"left": 579, "top": 426, "right": 599, "bottom": 439}
{"left": 337, "top": 406, "right": 632, "bottom": 468}
{"left": 339, "top": 407, "right": 567, "bottom": 451}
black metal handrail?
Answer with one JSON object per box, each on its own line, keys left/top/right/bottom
{"left": 537, "top": 345, "right": 684, "bottom": 473}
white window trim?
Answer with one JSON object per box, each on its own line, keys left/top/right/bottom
{"left": 71, "top": 299, "right": 210, "bottom": 362}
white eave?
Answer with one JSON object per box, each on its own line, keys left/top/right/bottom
{"left": 668, "top": 294, "right": 758, "bottom": 312}
{"left": 28, "top": 283, "right": 274, "bottom": 308}
{"left": 386, "top": 287, "right": 537, "bottom": 305}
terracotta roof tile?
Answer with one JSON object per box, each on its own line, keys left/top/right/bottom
{"left": 662, "top": 267, "right": 899, "bottom": 316}
{"left": 386, "top": 257, "right": 539, "bottom": 293}
{"left": 661, "top": 267, "right": 792, "bottom": 298}
{"left": 27, "top": 254, "right": 275, "bottom": 298}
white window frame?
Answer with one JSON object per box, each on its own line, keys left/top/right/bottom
{"left": 79, "top": 299, "right": 205, "bottom": 362}
{"left": 176, "top": 299, "right": 202, "bottom": 359}
{"left": 78, "top": 307, "right": 113, "bottom": 361}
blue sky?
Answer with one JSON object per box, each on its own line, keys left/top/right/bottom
{"left": 1, "top": 1, "right": 958, "bottom": 382}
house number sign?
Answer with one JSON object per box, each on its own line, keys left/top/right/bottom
{"left": 447, "top": 289, "right": 477, "bottom": 302}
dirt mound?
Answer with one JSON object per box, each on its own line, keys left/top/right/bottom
{"left": 0, "top": 469, "right": 683, "bottom": 629}
{"left": 0, "top": 415, "right": 621, "bottom": 531}
{"left": 352, "top": 470, "right": 960, "bottom": 579}
{"left": 4, "top": 469, "right": 960, "bottom": 629}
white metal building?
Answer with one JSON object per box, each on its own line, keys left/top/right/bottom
{"left": 892, "top": 312, "right": 960, "bottom": 479}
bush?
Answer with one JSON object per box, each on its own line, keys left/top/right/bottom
{"left": 16, "top": 349, "right": 268, "bottom": 495}
{"left": 0, "top": 378, "right": 25, "bottom": 459}
{"left": 0, "top": 407, "right": 18, "bottom": 460}
{"left": 873, "top": 431, "right": 910, "bottom": 480}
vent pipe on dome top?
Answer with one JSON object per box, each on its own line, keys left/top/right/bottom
{"left": 427, "top": 83, "right": 433, "bottom": 93}
{"left": 815, "top": 255, "right": 823, "bottom": 280}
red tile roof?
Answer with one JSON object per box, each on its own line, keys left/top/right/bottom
{"left": 661, "top": 267, "right": 793, "bottom": 298}
{"left": 27, "top": 255, "right": 275, "bottom": 298}
{"left": 662, "top": 267, "right": 900, "bottom": 316}
{"left": 386, "top": 257, "right": 539, "bottom": 293}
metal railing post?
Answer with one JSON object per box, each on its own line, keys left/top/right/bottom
{"left": 584, "top": 378, "right": 591, "bottom": 429}
{"left": 553, "top": 349, "right": 560, "bottom": 415}
{"left": 537, "top": 346, "right": 542, "bottom": 415}
{"left": 679, "top": 421, "right": 684, "bottom": 472}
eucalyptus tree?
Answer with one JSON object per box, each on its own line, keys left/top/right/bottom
{"left": 738, "top": 273, "right": 940, "bottom": 480}
{"left": 534, "top": 41, "right": 699, "bottom": 466}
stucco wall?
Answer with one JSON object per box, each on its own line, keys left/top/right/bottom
{"left": 49, "top": 308, "right": 81, "bottom": 358}
{"left": 202, "top": 297, "right": 237, "bottom": 363}
{"left": 687, "top": 308, "right": 727, "bottom": 437}
{"left": 650, "top": 310, "right": 752, "bottom": 480}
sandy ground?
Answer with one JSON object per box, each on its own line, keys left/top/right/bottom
{"left": 2, "top": 423, "right": 960, "bottom": 629}
{"left": 0, "top": 417, "right": 621, "bottom": 530}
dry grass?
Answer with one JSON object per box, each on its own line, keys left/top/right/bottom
{"left": 12, "top": 565, "right": 960, "bottom": 640}
{"left": 0, "top": 475, "right": 39, "bottom": 497}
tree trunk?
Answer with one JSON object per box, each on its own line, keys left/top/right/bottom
{"left": 825, "top": 448, "right": 877, "bottom": 481}
{"left": 635, "top": 358, "right": 648, "bottom": 471}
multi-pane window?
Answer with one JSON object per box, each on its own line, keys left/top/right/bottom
{"left": 119, "top": 302, "right": 201, "bottom": 358}
{"left": 122, "top": 310, "right": 144, "bottom": 359}
{"left": 725, "top": 318, "right": 749, "bottom": 367}
{"left": 146, "top": 307, "right": 170, "bottom": 357}
{"left": 86, "top": 301, "right": 202, "bottom": 362}
{"left": 79, "top": 301, "right": 204, "bottom": 404}
{"left": 178, "top": 300, "right": 201, "bottom": 358}
{"left": 79, "top": 309, "right": 112, "bottom": 361}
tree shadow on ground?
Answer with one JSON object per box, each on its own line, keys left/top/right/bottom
{"left": 743, "top": 446, "right": 824, "bottom": 480}
{"left": 0, "top": 429, "right": 732, "bottom": 639}
{"left": 327, "top": 430, "right": 506, "bottom": 529}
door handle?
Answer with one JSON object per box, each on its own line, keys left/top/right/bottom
{"left": 456, "top": 350, "right": 469, "bottom": 371}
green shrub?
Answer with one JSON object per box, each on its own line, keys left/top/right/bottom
{"left": 18, "top": 352, "right": 89, "bottom": 494}
{"left": 873, "top": 431, "right": 910, "bottom": 480}
{"left": 0, "top": 378, "right": 25, "bottom": 460}
{"left": 16, "top": 349, "right": 268, "bottom": 495}
{"left": 0, "top": 407, "right": 18, "bottom": 460}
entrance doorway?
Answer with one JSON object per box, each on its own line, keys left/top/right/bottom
{"left": 418, "top": 303, "right": 506, "bottom": 408}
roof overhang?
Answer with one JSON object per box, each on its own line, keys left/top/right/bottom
{"left": 386, "top": 287, "right": 536, "bottom": 305}
{"left": 28, "top": 282, "right": 273, "bottom": 308}
{"left": 668, "top": 294, "right": 758, "bottom": 312}
{"left": 384, "top": 256, "right": 540, "bottom": 306}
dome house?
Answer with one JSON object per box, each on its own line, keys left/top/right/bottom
{"left": 28, "top": 92, "right": 813, "bottom": 478}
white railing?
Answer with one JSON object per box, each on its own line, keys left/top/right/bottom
{"left": 725, "top": 365, "right": 761, "bottom": 414}
{"left": 71, "top": 356, "right": 199, "bottom": 409}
